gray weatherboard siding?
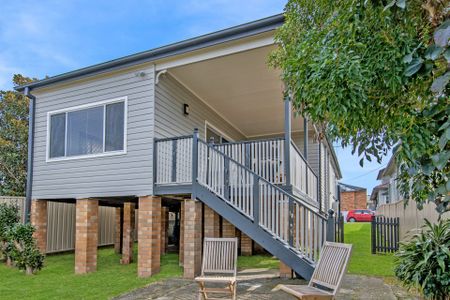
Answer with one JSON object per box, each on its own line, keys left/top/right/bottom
{"left": 32, "top": 65, "right": 155, "bottom": 199}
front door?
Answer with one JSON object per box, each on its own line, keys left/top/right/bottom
{"left": 206, "top": 125, "right": 230, "bottom": 144}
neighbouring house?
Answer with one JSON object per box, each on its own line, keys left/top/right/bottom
{"left": 372, "top": 157, "right": 449, "bottom": 240}
{"left": 370, "top": 155, "right": 402, "bottom": 208}
{"left": 339, "top": 183, "right": 368, "bottom": 212}
{"left": 15, "top": 14, "right": 342, "bottom": 280}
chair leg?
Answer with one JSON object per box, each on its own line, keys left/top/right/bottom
{"left": 232, "top": 282, "right": 237, "bottom": 300}
{"left": 197, "top": 282, "right": 206, "bottom": 300}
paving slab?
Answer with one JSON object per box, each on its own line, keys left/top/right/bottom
{"left": 114, "top": 270, "right": 419, "bottom": 300}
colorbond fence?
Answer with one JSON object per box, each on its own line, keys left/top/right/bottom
{"left": 376, "top": 200, "right": 450, "bottom": 241}
{"left": 0, "top": 197, "right": 117, "bottom": 254}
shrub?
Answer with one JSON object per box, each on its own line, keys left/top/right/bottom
{"left": 394, "top": 219, "right": 450, "bottom": 299}
{"left": 8, "top": 223, "right": 44, "bottom": 274}
{"left": 0, "top": 203, "right": 20, "bottom": 265}
{"left": 0, "top": 203, "right": 44, "bottom": 274}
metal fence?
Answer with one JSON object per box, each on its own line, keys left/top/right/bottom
{"left": 334, "top": 214, "right": 344, "bottom": 243}
{"left": 0, "top": 197, "right": 117, "bottom": 254}
{"left": 371, "top": 216, "right": 399, "bottom": 254}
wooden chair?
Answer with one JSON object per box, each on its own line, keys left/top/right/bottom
{"left": 195, "top": 237, "right": 238, "bottom": 300}
{"left": 273, "top": 242, "right": 352, "bottom": 300}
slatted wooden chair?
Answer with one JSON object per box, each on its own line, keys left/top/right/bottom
{"left": 195, "top": 237, "right": 238, "bottom": 300}
{"left": 273, "top": 242, "right": 352, "bottom": 300}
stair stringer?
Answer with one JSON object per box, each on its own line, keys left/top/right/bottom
{"left": 194, "top": 183, "right": 315, "bottom": 280}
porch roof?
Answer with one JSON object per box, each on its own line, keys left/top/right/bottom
{"left": 168, "top": 45, "right": 304, "bottom": 138}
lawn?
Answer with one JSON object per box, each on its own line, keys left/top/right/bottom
{"left": 345, "top": 222, "right": 395, "bottom": 277}
{"left": 238, "top": 254, "right": 279, "bottom": 269}
{"left": 0, "top": 246, "right": 280, "bottom": 300}
{"left": 0, "top": 247, "right": 182, "bottom": 300}
{"left": 0, "top": 224, "right": 394, "bottom": 299}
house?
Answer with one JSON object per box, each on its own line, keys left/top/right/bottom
{"left": 15, "top": 14, "right": 342, "bottom": 280}
{"left": 339, "top": 183, "right": 368, "bottom": 211}
{"left": 370, "top": 155, "right": 402, "bottom": 208}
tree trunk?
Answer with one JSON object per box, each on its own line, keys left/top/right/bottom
{"left": 5, "top": 256, "right": 12, "bottom": 267}
{"left": 25, "top": 265, "right": 33, "bottom": 275}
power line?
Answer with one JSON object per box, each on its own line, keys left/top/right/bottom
{"left": 345, "top": 164, "right": 387, "bottom": 181}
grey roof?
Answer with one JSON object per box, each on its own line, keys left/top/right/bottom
{"left": 15, "top": 14, "right": 284, "bottom": 92}
{"left": 370, "top": 183, "right": 389, "bottom": 200}
{"left": 339, "top": 183, "right": 366, "bottom": 192}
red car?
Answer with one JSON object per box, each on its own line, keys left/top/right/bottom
{"left": 346, "top": 209, "right": 375, "bottom": 222}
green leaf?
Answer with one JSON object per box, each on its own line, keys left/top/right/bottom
{"left": 431, "top": 151, "right": 450, "bottom": 170}
{"left": 444, "top": 49, "right": 450, "bottom": 62}
{"left": 383, "top": 0, "right": 396, "bottom": 11}
{"left": 431, "top": 71, "right": 450, "bottom": 93}
{"left": 439, "top": 134, "right": 448, "bottom": 150}
{"left": 434, "top": 20, "right": 450, "bottom": 48}
{"left": 402, "top": 53, "right": 413, "bottom": 64}
{"left": 424, "top": 45, "right": 444, "bottom": 60}
{"left": 446, "top": 127, "right": 450, "bottom": 139}
{"left": 404, "top": 58, "right": 423, "bottom": 77}
{"left": 395, "top": 0, "right": 406, "bottom": 9}
{"left": 422, "top": 163, "right": 434, "bottom": 176}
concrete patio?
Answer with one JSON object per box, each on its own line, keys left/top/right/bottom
{"left": 114, "top": 268, "right": 419, "bottom": 300}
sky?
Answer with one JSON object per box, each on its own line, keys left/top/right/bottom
{"left": 0, "top": 0, "right": 390, "bottom": 195}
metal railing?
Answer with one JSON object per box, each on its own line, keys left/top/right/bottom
{"left": 196, "top": 137, "right": 327, "bottom": 263}
{"left": 213, "top": 138, "right": 285, "bottom": 185}
{"left": 154, "top": 135, "right": 193, "bottom": 184}
{"left": 290, "top": 142, "right": 318, "bottom": 202}
{"left": 155, "top": 136, "right": 320, "bottom": 207}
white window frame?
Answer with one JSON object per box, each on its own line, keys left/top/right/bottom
{"left": 204, "top": 120, "right": 234, "bottom": 143}
{"left": 46, "top": 96, "right": 128, "bottom": 162}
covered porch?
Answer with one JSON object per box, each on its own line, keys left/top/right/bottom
{"left": 153, "top": 43, "right": 320, "bottom": 207}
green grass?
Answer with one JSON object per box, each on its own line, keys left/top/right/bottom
{"left": 0, "top": 247, "right": 182, "bottom": 300}
{"left": 237, "top": 254, "right": 279, "bottom": 269}
{"left": 0, "top": 224, "right": 395, "bottom": 299}
{"left": 0, "top": 247, "right": 281, "bottom": 300}
{"left": 345, "top": 223, "right": 395, "bottom": 277}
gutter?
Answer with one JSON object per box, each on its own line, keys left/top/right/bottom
{"left": 15, "top": 13, "right": 284, "bottom": 92}
{"left": 24, "top": 87, "right": 36, "bottom": 223}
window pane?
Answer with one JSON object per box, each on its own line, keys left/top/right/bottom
{"left": 105, "top": 102, "right": 125, "bottom": 152}
{"left": 67, "top": 107, "right": 103, "bottom": 156}
{"left": 49, "top": 113, "right": 66, "bottom": 158}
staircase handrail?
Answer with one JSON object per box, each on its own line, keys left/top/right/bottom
{"left": 196, "top": 138, "right": 326, "bottom": 220}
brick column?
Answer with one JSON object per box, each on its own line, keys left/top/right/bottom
{"left": 280, "top": 261, "right": 293, "bottom": 279}
{"left": 179, "top": 201, "right": 184, "bottom": 266}
{"left": 204, "top": 205, "right": 220, "bottom": 238}
{"left": 161, "top": 207, "right": 169, "bottom": 255}
{"left": 30, "top": 199, "right": 47, "bottom": 253}
{"left": 183, "top": 199, "right": 202, "bottom": 279}
{"left": 222, "top": 219, "right": 236, "bottom": 238}
{"left": 240, "top": 234, "right": 252, "bottom": 256}
{"left": 75, "top": 199, "right": 99, "bottom": 274}
{"left": 137, "top": 196, "right": 161, "bottom": 277}
{"left": 114, "top": 207, "right": 122, "bottom": 254}
{"left": 120, "top": 202, "right": 135, "bottom": 264}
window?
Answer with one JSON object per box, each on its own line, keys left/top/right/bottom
{"left": 47, "top": 98, "right": 127, "bottom": 161}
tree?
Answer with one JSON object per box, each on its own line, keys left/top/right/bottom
{"left": 270, "top": 0, "right": 449, "bottom": 213}
{"left": 0, "top": 75, "right": 34, "bottom": 196}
